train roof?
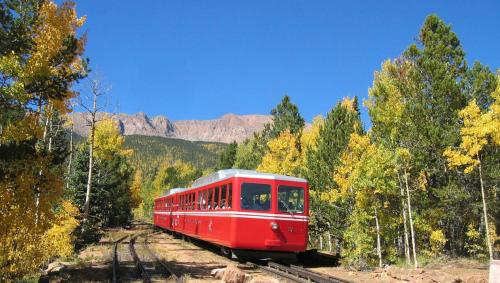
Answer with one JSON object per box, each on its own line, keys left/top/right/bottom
{"left": 154, "top": 170, "right": 307, "bottom": 200}
{"left": 191, "top": 169, "right": 307, "bottom": 189}
{"left": 166, "top": 188, "right": 189, "bottom": 195}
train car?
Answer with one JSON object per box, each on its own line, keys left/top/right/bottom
{"left": 153, "top": 169, "right": 308, "bottom": 260}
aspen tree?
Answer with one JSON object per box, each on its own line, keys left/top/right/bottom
{"left": 444, "top": 79, "right": 500, "bottom": 259}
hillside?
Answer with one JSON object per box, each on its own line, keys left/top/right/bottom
{"left": 123, "top": 135, "right": 226, "bottom": 175}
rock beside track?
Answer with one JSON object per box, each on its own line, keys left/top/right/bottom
{"left": 45, "top": 261, "right": 68, "bottom": 274}
{"left": 222, "top": 264, "right": 245, "bottom": 283}
{"left": 211, "top": 267, "right": 225, "bottom": 279}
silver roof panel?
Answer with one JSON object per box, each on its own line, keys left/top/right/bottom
{"left": 191, "top": 169, "right": 307, "bottom": 189}
{"left": 165, "top": 188, "right": 189, "bottom": 196}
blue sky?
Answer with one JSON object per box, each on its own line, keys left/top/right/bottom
{"left": 73, "top": 1, "right": 500, "bottom": 126}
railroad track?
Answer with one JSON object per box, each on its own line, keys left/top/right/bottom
{"left": 127, "top": 231, "right": 185, "bottom": 283}
{"left": 142, "top": 234, "right": 183, "bottom": 282}
{"left": 129, "top": 233, "right": 153, "bottom": 283}
{"left": 112, "top": 234, "right": 128, "bottom": 283}
{"left": 253, "top": 261, "right": 353, "bottom": 283}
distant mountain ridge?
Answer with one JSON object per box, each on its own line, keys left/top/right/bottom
{"left": 69, "top": 112, "right": 272, "bottom": 143}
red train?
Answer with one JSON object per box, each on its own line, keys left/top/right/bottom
{"left": 153, "top": 169, "right": 309, "bottom": 260}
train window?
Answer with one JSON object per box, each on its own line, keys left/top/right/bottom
{"left": 197, "top": 191, "right": 203, "bottom": 209}
{"left": 207, "top": 188, "right": 214, "bottom": 210}
{"left": 228, "top": 184, "right": 232, "bottom": 209}
{"left": 214, "top": 187, "right": 220, "bottom": 209}
{"left": 278, "top": 186, "right": 304, "bottom": 213}
{"left": 220, "top": 185, "right": 227, "bottom": 209}
{"left": 191, "top": 193, "right": 195, "bottom": 210}
{"left": 200, "top": 190, "right": 207, "bottom": 210}
{"left": 240, "top": 183, "right": 271, "bottom": 211}
{"left": 188, "top": 194, "right": 191, "bottom": 210}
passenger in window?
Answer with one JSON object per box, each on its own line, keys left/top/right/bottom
{"left": 263, "top": 199, "right": 270, "bottom": 210}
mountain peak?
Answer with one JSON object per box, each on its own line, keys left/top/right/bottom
{"left": 69, "top": 112, "right": 271, "bottom": 143}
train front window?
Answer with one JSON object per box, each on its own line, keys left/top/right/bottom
{"left": 241, "top": 183, "right": 271, "bottom": 211}
{"left": 278, "top": 186, "right": 304, "bottom": 213}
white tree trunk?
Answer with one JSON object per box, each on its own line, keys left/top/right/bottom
{"left": 375, "top": 207, "right": 382, "bottom": 268}
{"left": 478, "top": 156, "right": 493, "bottom": 260}
{"left": 399, "top": 173, "right": 411, "bottom": 265}
{"left": 84, "top": 93, "right": 98, "bottom": 223}
{"left": 66, "top": 125, "right": 73, "bottom": 189}
{"left": 404, "top": 168, "right": 418, "bottom": 269}
{"left": 319, "top": 234, "right": 323, "bottom": 250}
{"left": 327, "top": 231, "right": 332, "bottom": 253}
{"left": 48, "top": 114, "right": 53, "bottom": 152}
{"left": 84, "top": 123, "right": 94, "bottom": 220}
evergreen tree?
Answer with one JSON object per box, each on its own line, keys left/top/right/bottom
{"left": 68, "top": 144, "right": 134, "bottom": 246}
{"left": 269, "top": 95, "right": 305, "bottom": 138}
{"left": 305, "top": 97, "right": 362, "bottom": 192}
{"left": 233, "top": 132, "right": 268, "bottom": 170}
{"left": 217, "top": 140, "right": 237, "bottom": 169}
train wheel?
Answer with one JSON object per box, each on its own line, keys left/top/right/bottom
{"left": 220, "top": 246, "right": 232, "bottom": 259}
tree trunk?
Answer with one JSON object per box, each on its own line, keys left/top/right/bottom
{"left": 319, "top": 234, "right": 323, "bottom": 250}
{"left": 375, "top": 207, "right": 382, "bottom": 268}
{"left": 327, "top": 231, "right": 332, "bottom": 253}
{"left": 83, "top": 94, "right": 98, "bottom": 223}
{"left": 399, "top": 172, "right": 411, "bottom": 265}
{"left": 66, "top": 124, "right": 73, "bottom": 189}
{"left": 48, "top": 114, "right": 53, "bottom": 152}
{"left": 84, "top": 121, "right": 94, "bottom": 221}
{"left": 478, "top": 155, "right": 493, "bottom": 260}
{"left": 404, "top": 168, "right": 418, "bottom": 269}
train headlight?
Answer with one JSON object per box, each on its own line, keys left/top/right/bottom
{"left": 270, "top": 222, "right": 279, "bottom": 231}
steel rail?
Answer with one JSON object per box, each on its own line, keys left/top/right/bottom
{"left": 289, "top": 264, "right": 354, "bottom": 283}
{"left": 262, "top": 261, "right": 352, "bottom": 283}
{"left": 129, "top": 233, "right": 152, "bottom": 283}
{"left": 112, "top": 234, "right": 129, "bottom": 283}
{"left": 142, "top": 235, "right": 183, "bottom": 283}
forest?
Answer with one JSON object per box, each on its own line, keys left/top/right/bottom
{"left": 0, "top": 0, "right": 499, "bottom": 280}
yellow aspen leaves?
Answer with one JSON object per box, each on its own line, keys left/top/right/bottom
{"left": 130, "top": 170, "right": 143, "bottom": 209}
{"left": 341, "top": 97, "right": 356, "bottom": 113}
{"left": 330, "top": 133, "right": 370, "bottom": 202}
{"left": 26, "top": 1, "right": 86, "bottom": 79}
{"left": 257, "top": 129, "right": 301, "bottom": 176}
{"left": 94, "top": 117, "right": 131, "bottom": 160}
{"left": 443, "top": 99, "right": 495, "bottom": 173}
{"left": 300, "top": 115, "right": 324, "bottom": 167}
{"left": 365, "top": 60, "right": 408, "bottom": 141}
{"left": 41, "top": 201, "right": 80, "bottom": 258}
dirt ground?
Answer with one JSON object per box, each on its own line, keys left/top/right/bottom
{"left": 42, "top": 226, "right": 490, "bottom": 283}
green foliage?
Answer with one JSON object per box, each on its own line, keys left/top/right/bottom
{"left": 68, "top": 144, "right": 134, "bottom": 248}
{"left": 341, "top": 209, "right": 374, "bottom": 269}
{"left": 305, "top": 97, "right": 362, "bottom": 193}
{"left": 137, "top": 160, "right": 201, "bottom": 218}
{"left": 268, "top": 95, "right": 305, "bottom": 138}
{"left": 217, "top": 140, "right": 237, "bottom": 169}
{"left": 124, "top": 135, "right": 226, "bottom": 177}
{"left": 465, "top": 224, "right": 487, "bottom": 258}
{"left": 234, "top": 132, "right": 268, "bottom": 170}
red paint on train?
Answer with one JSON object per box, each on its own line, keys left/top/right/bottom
{"left": 153, "top": 170, "right": 308, "bottom": 254}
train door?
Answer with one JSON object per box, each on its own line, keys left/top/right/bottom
{"left": 275, "top": 182, "right": 308, "bottom": 251}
